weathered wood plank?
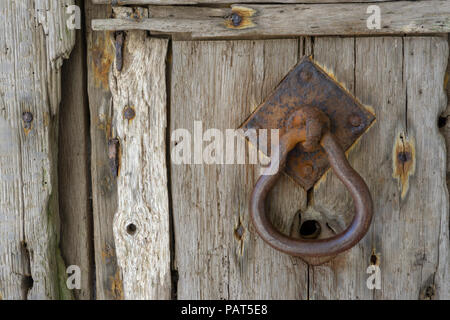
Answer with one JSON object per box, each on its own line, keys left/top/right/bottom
{"left": 171, "top": 40, "right": 308, "bottom": 299}
{"left": 0, "top": 0, "right": 75, "bottom": 299}
{"left": 401, "top": 37, "right": 449, "bottom": 299}
{"left": 92, "top": 1, "right": 450, "bottom": 38}
{"left": 85, "top": 1, "right": 123, "bottom": 299}
{"left": 309, "top": 36, "right": 449, "bottom": 299}
{"left": 310, "top": 36, "right": 404, "bottom": 299}
{"left": 59, "top": 0, "right": 92, "bottom": 300}
{"left": 109, "top": 30, "right": 171, "bottom": 299}
{"left": 92, "top": 0, "right": 407, "bottom": 4}
{"left": 441, "top": 34, "right": 450, "bottom": 206}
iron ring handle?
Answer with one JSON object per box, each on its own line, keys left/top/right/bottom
{"left": 250, "top": 130, "right": 373, "bottom": 257}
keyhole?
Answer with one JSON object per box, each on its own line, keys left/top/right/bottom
{"left": 126, "top": 223, "right": 137, "bottom": 235}
{"left": 299, "top": 220, "right": 321, "bottom": 239}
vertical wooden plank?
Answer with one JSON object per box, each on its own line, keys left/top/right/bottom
{"left": 0, "top": 0, "right": 75, "bottom": 299}
{"left": 309, "top": 37, "right": 449, "bottom": 299}
{"left": 441, "top": 35, "right": 450, "bottom": 235}
{"left": 402, "top": 37, "right": 449, "bottom": 299}
{"left": 59, "top": 0, "right": 92, "bottom": 300}
{"left": 85, "top": 1, "right": 123, "bottom": 300}
{"left": 309, "top": 37, "right": 377, "bottom": 299}
{"left": 109, "top": 31, "right": 171, "bottom": 299}
{"left": 171, "top": 40, "right": 308, "bottom": 299}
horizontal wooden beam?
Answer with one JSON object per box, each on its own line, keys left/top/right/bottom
{"left": 92, "top": 0, "right": 411, "bottom": 4}
{"left": 92, "top": 2, "right": 450, "bottom": 38}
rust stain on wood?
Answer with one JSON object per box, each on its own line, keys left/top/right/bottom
{"left": 393, "top": 132, "right": 415, "bottom": 199}
{"left": 444, "top": 69, "right": 449, "bottom": 91}
{"left": 92, "top": 32, "right": 114, "bottom": 90}
{"left": 108, "top": 138, "right": 121, "bottom": 177}
{"left": 110, "top": 270, "right": 124, "bottom": 300}
{"left": 96, "top": 113, "right": 113, "bottom": 141}
{"left": 225, "top": 6, "right": 256, "bottom": 30}
{"left": 234, "top": 218, "right": 246, "bottom": 256}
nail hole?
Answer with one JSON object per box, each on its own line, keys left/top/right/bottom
{"left": 126, "top": 223, "right": 137, "bottom": 235}
{"left": 422, "top": 285, "right": 435, "bottom": 300}
{"left": 234, "top": 223, "right": 245, "bottom": 241}
{"left": 397, "top": 151, "right": 411, "bottom": 163}
{"left": 438, "top": 116, "right": 447, "bottom": 128}
{"left": 123, "top": 106, "right": 136, "bottom": 121}
{"left": 299, "top": 220, "right": 321, "bottom": 239}
{"left": 370, "top": 253, "right": 379, "bottom": 265}
{"left": 22, "top": 275, "right": 34, "bottom": 292}
{"left": 231, "top": 13, "right": 242, "bottom": 27}
{"left": 22, "top": 111, "right": 33, "bottom": 123}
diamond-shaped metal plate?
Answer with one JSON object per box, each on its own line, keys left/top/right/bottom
{"left": 240, "top": 56, "right": 375, "bottom": 190}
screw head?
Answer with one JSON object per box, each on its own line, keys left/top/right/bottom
{"left": 231, "top": 13, "right": 242, "bottom": 27}
{"left": 300, "top": 164, "right": 313, "bottom": 177}
{"left": 22, "top": 112, "right": 33, "bottom": 123}
{"left": 300, "top": 71, "right": 312, "bottom": 81}
{"left": 123, "top": 106, "right": 136, "bottom": 120}
{"left": 349, "top": 115, "right": 362, "bottom": 127}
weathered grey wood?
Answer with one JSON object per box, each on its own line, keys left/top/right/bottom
{"left": 85, "top": 1, "right": 124, "bottom": 299}
{"left": 59, "top": 0, "right": 92, "bottom": 300}
{"left": 171, "top": 40, "right": 308, "bottom": 299}
{"left": 109, "top": 29, "right": 171, "bottom": 299}
{"left": 92, "top": 0, "right": 407, "bottom": 4}
{"left": 309, "top": 37, "right": 400, "bottom": 299}
{"left": 92, "top": 1, "right": 450, "bottom": 38}
{"left": 402, "top": 37, "right": 449, "bottom": 299}
{"left": 309, "top": 37, "right": 449, "bottom": 299}
{"left": 442, "top": 35, "right": 450, "bottom": 206}
{"left": 0, "top": 0, "right": 75, "bottom": 299}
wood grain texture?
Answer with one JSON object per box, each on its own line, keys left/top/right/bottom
{"left": 0, "top": 0, "right": 75, "bottom": 299}
{"left": 59, "top": 0, "right": 93, "bottom": 300}
{"left": 170, "top": 40, "right": 308, "bottom": 299}
{"left": 402, "top": 37, "right": 449, "bottom": 300}
{"left": 109, "top": 31, "right": 171, "bottom": 299}
{"left": 85, "top": 1, "right": 123, "bottom": 299}
{"left": 309, "top": 37, "right": 449, "bottom": 299}
{"left": 92, "top": 1, "right": 450, "bottom": 38}
{"left": 92, "top": 0, "right": 406, "bottom": 4}
{"left": 442, "top": 34, "right": 450, "bottom": 215}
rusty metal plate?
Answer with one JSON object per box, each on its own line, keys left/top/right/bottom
{"left": 240, "top": 56, "right": 375, "bottom": 190}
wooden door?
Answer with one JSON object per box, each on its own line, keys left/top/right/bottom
{"left": 167, "top": 37, "right": 449, "bottom": 299}
{"left": 0, "top": 0, "right": 449, "bottom": 300}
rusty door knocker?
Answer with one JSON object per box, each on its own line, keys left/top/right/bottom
{"left": 240, "top": 57, "right": 375, "bottom": 260}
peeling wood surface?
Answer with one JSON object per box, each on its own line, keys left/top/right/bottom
{"left": 309, "top": 36, "right": 449, "bottom": 299}
{"left": 85, "top": 1, "right": 124, "bottom": 300}
{"left": 0, "top": 1, "right": 75, "bottom": 299}
{"left": 92, "top": 1, "right": 450, "bottom": 38}
{"left": 109, "top": 29, "right": 171, "bottom": 299}
{"left": 59, "top": 0, "right": 93, "bottom": 299}
{"left": 170, "top": 39, "right": 309, "bottom": 299}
